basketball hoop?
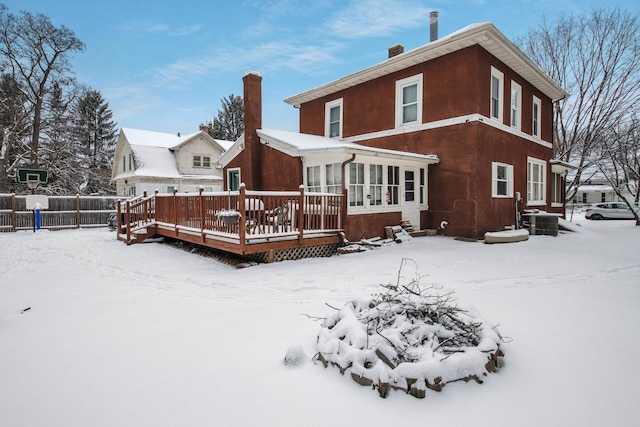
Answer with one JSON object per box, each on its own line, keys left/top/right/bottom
{"left": 27, "top": 179, "right": 40, "bottom": 191}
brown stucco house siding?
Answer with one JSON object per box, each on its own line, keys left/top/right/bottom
{"left": 221, "top": 22, "right": 570, "bottom": 241}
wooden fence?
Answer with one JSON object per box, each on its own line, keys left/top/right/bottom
{"left": 0, "top": 194, "right": 120, "bottom": 232}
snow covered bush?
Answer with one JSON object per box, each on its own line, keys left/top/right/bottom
{"left": 314, "top": 259, "right": 504, "bottom": 398}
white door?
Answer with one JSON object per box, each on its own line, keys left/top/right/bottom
{"left": 402, "top": 167, "right": 420, "bottom": 229}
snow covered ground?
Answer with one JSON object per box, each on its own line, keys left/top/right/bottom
{"left": 1, "top": 214, "right": 639, "bottom": 427}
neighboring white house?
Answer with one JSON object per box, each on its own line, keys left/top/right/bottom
{"left": 112, "top": 127, "right": 234, "bottom": 197}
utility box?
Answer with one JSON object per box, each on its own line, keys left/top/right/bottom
{"left": 528, "top": 214, "right": 559, "bottom": 236}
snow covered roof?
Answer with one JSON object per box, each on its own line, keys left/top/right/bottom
{"left": 257, "top": 129, "right": 439, "bottom": 163}
{"left": 284, "top": 22, "right": 568, "bottom": 106}
{"left": 114, "top": 128, "right": 230, "bottom": 180}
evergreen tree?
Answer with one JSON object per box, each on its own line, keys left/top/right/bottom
{"left": 208, "top": 94, "right": 244, "bottom": 141}
{"left": 73, "top": 89, "right": 117, "bottom": 195}
{"left": 40, "top": 82, "right": 82, "bottom": 195}
{"left": 0, "top": 72, "right": 30, "bottom": 192}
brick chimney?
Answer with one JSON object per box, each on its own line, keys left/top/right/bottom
{"left": 199, "top": 124, "right": 209, "bottom": 133}
{"left": 388, "top": 43, "right": 404, "bottom": 58}
{"left": 430, "top": 11, "right": 439, "bottom": 42}
{"left": 242, "top": 71, "right": 263, "bottom": 190}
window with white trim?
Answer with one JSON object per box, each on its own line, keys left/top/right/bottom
{"left": 419, "top": 168, "right": 426, "bottom": 205}
{"left": 325, "top": 163, "right": 342, "bottom": 194}
{"left": 202, "top": 156, "right": 211, "bottom": 168}
{"left": 532, "top": 96, "right": 541, "bottom": 138}
{"left": 510, "top": 81, "right": 521, "bottom": 129}
{"left": 306, "top": 166, "right": 321, "bottom": 192}
{"left": 527, "top": 157, "right": 546, "bottom": 205}
{"left": 404, "top": 170, "right": 415, "bottom": 202}
{"left": 369, "top": 164, "right": 383, "bottom": 206}
{"left": 227, "top": 168, "right": 240, "bottom": 191}
{"left": 491, "top": 162, "right": 514, "bottom": 198}
{"left": 490, "top": 67, "right": 504, "bottom": 122}
{"left": 395, "top": 74, "right": 423, "bottom": 128}
{"left": 193, "top": 155, "right": 202, "bottom": 167}
{"left": 349, "top": 163, "right": 365, "bottom": 207}
{"left": 387, "top": 166, "right": 400, "bottom": 205}
{"left": 551, "top": 172, "right": 563, "bottom": 205}
{"left": 325, "top": 98, "right": 343, "bottom": 138}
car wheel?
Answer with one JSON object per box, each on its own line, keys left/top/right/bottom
{"left": 590, "top": 213, "right": 603, "bottom": 220}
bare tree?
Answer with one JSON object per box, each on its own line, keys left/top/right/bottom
{"left": 517, "top": 8, "right": 640, "bottom": 202}
{"left": 594, "top": 117, "right": 640, "bottom": 225}
{"left": 0, "top": 5, "right": 84, "bottom": 166}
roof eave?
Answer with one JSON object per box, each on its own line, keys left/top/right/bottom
{"left": 284, "top": 23, "right": 567, "bottom": 106}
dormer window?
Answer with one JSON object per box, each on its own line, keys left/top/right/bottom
{"left": 325, "top": 98, "right": 343, "bottom": 138}
{"left": 395, "top": 74, "right": 423, "bottom": 128}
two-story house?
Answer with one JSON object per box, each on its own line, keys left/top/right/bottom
{"left": 112, "top": 127, "right": 233, "bottom": 197}
{"left": 220, "top": 20, "right": 572, "bottom": 240}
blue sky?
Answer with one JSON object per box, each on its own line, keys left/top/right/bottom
{"left": 5, "top": 0, "right": 639, "bottom": 136}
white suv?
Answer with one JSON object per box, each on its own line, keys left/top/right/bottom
{"left": 585, "top": 202, "right": 635, "bottom": 220}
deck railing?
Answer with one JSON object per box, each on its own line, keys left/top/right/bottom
{"left": 118, "top": 185, "right": 345, "bottom": 254}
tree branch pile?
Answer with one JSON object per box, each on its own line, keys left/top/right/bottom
{"left": 314, "top": 260, "right": 505, "bottom": 398}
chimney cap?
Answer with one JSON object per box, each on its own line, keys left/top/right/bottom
{"left": 243, "top": 70, "right": 262, "bottom": 78}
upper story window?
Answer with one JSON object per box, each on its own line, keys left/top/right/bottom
{"left": 510, "top": 81, "right": 521, "bottom": 130}
{"left": 395, "top": 74, "right": 423, "bottom": 128}
{"left": 490, "top": 67, "right": 504, "bottom": 122}
{"left": 532, "top": 96, "right": 541, "bottom": 138}
{"left": 527, "top": 157, "right": 546, "bottom": 206}
{"left": 193, "top": 155, "right": 211, "bottom": 168}
{"left": 325, "top": 98, "right": 343, "bottom": 138}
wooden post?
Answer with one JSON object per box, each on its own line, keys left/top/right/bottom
{"left": 143, "top": 191, "right": 148, "bottom": 223}
{"left": 125, "top": 200, "right": 131, "bottom": 242}
{"left": 342, "top": 188, "right": 348, "bottom": 232}
{"left": 11, "top": 193, "right": 16, "bottom": 232}
{"left": 76, "top": 194, "right": 81, "bottom": 229}
{"left": 173, "top": 188, "right": 178, "bottom": 236}
{"left": 116, "top": 199, "right": 122, "bottom": 240}
{"left": 298, "top": 185, "right": 305, "bottom": 245}
{"left": 199, "top": 187, "right": 205, "bottom": 242}
{"left": 239, "top": 184, "right": 246, "bottom": 253}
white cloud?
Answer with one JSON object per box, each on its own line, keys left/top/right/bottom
{"left": 325, "top": 0, "right": 431, "bottom": 39}
{"left": 124, "top": 20, "right": 203, "bottom": 36}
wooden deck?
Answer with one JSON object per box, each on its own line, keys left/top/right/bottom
{"left": 117, "top": 185, "right": 346, "bottom": 261}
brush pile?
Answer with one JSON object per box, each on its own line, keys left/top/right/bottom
{"left": 315, "top": 260, "right": 504, "bottom": 398}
